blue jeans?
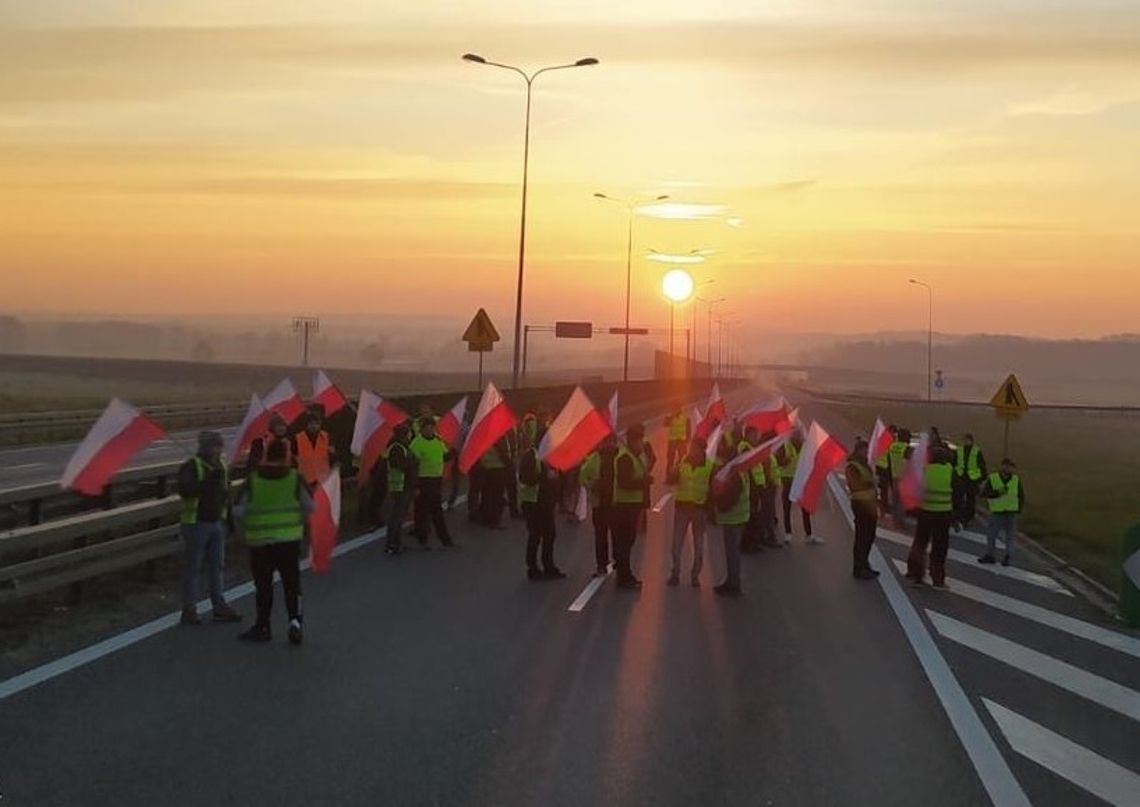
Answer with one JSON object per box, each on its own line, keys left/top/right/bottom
{"left": 181, "top": 521, "right": 227, "bottom": 609}
{"left": 987, "top": 513, "right": 1019, "bottom": 560}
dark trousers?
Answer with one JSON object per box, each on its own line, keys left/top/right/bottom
{"left": 249, "top": 541, "right": 301, "bottom": 627}
{"left": 907, "top": 511, "right": 953, "bottom": 584}
{"left": 592, "top": 505, "right": 613, "bottom": 570}
{"left": 414, "top": 477, "right": 452, "bottom": 545}
{"left": 743, "top": 488, "right": 763, "bottom": 550}
{"left": 479, "top": 467, "right": 506, "bottom": 527}
{"left": 876, "top": 468, "right": 892, "bottom": 510}
{"left": 466, "top": 465, "right": 484, "bottom": 519}
{"left": 611, "top": 504, "right": 642, "bottom": 583}
{"left": 386, "top": 488, "right": 412, "bottom": 551}
{"left": 506, "top": 468, "right": 520, "bottom": 517}
{"left": 523, "top": 501, "right": 557, "bottom": 571}
{"left": 853, "top": 504, "right": 877, "bottom": 573}
{"left": 953, "top": 477, "right": 979, "bottom": 527}
{"left": 759, "top": 487, "right": 778, "bottom": 544}
{"left": 780, "top": 482, "right": 812, "bottom": 536}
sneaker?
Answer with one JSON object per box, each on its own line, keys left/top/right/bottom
{"left": 212, "top": 605, "right": 242, "bottom": 624}
{"left": 978, "top": 555, "right": 996, "bottom": 565}
{"left": 666, "top": 572, "right": 680, "bottom": 587}
{"left": 909, "top": 576, "right": 927, "bottom": 588}
{"left": 543, "top": 567, "right": 567, "bottom": 580}
{"left": 180, "top": 607, "right": 201, "bottom": 626}
{"left": 783, "top": 532, "right": 792, "bottom": 545}
{"left": 807, "top": 535, "right": 825, "bottom": 546}
{"left": 288, "top": 618, "right": 303, "bottom": 645}
{"left": 238, "top": 624, "right": 271, "bottom": 643}
{"left": 714, "top": 581, "right": 742, "bottom": 597}
{"left": 1002, "top": 554, "right": 1011, "bottom": 567}
{"left": 931, "top": 580, "right": 948, "bottom": 590}
{"left": 527, "top": 568, "right": 544, "bottom": 581}
{"left": 690, "top": 574, "right": 701, "bottom": 588}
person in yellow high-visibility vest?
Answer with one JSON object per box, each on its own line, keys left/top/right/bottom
{"left": 711, "top": 441, "right": 749, "bottom": 597}
{"left": 952, "top": 433, "right": 988, "bottom": 530}
{"left": 845, "top": 437, "right": 880, "bottom": 580}
{"left": 875, "top": 424, "right": 896, "bottom": 511}
{"left": 664, "top": 409, "right": 691, "bottom": 477}
{"left": 776, "top": 434, "right": 818, "bottom": 544}
{"left": 410, "top": 417, "right": 456, "bottom": 548}
{"left": 888, "top": 428, "right": 911, "bottom": 523}
{"left": 978, "top": 457, "right": 1025, "bottom": 566}
{"left": 906, "top": 442, "right": 955, "bottom": 588}
{"left": 667, "top": 438, "right": 714, "bottom": 587}
{"left": 612, "top": 423, "right": 652, "bottom": 589}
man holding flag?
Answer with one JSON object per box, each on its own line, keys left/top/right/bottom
{"left": 845, "top": 437, "right": 881, "bottom": 580}
{"left": 410, "top": 416, "right": 456, "bottom": 548}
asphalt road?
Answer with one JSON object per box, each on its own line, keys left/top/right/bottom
{"left": 2, "top": 407, "right": 1138, "bottom": 805}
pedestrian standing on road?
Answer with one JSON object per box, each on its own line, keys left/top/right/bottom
{"left": 978, "top": 458, "right": 1024, "bottom": 567}
{"left": 711, "top": 440, "right": 749, "bottom": 597}
{"left": 668, "top": 437, "right": 714, "bottom": 587}
{"left": 384, "top": 423, "right": 417, "bottom": 556}
{"left": 177, "top": 430, "right": 242, "bottom": 626}
{"left": 875, "top": 424, "right": 896, "bottom": 511}
{"left": 845, "top": 438, "right": 881, "bottom": 580}
{"left": 953, "top": 433, "right": 987, "bottom": 530}
{"left": 738, "top": 426, "right": 768, "bottom": 554}
{"left": 233, "top": 439, "right": 312, "bottom": 644}
{"left": 888, "top": 428, "right": 911, "bottom": 523}
{"left": 518, "top": 430, "right": 566, "bottom": 580}
{"left": 776, "top": 434, "right": 818, "bottom": 544}
{"left": 504, "top": 426, "right": 522, "bottom": 521}
{"left": 296, "top": 411, "right": 336, "bottom": 487}
{"left": 580, "top": 433, "right": 618, "bottom": 577}
{"left": 612, "top": 423, "right": 652, "bottom": 589}
{"left": 906, "top": 443, "right": 955, "bottom": 588}
{"left": 477, "top": 437, "right": 511, "bottom": 528}
{"left": 247, "top": 412, "right": 296, "bottom": 472}
{"left": 410, "top": 416, "right": 456, "bottom": 548}
{"left": 756, "top": 430, "right": 782, "bottom": 549}
{"left": 664, "top": 408, "right": 690, "bottom": 477}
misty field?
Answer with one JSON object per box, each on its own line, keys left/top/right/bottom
{"left": 803, "top": 393, "right": 1140, "bottom": 592}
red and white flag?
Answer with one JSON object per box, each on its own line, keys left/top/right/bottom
{"left": 789, "top": 422, "right": 848, "bottom": 513}
{"left": 459, "top": 382, "right": 518, "bottom": 474}
{"left": 694, "top": 383, "right": 727, "bottom": 440}
{"left": 705, "top": 421, "right": 724, "bottom": 463}
{"left": 607, "top": 390, "right": 619, "bottom": 431}
{"left": 228, "top": 393, "right": 270, "bottom": 463}
{"left": 311, "top": 369, "right": 349, "bottom": 417}
{"left": 714, "top": 431, "right": 791, "bottom": 484}
{"left": 308, "top": 471, "right": 341, "bottom": 574}
{"left": 868, "top": 417, "right": 893, "bottom": 468}
{"left": 897, "top": 432, "right": 929, "bottom": 511}
{"left": 60, "top": 399, "right": 165, "bottom": 495}
{"left": 263, "top": 378, "right": 307, "bottom": 425}
{"left": 739, "top": 396, "right": 790, "bottom": 435}
{"left": 539, "top": 387, "right": 613, "bottom": 471}
{"left": 350, "top": 390, "right": 408, "bottom": 480}
{"left": 774, "top": 407, "right": 799, "bottom": 436}
{"left": 437, "top": 396, "right": 468, "bottom": 449}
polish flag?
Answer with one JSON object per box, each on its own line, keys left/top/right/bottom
{"left": 714, "top": 431, "right": 791, "bottom": 484}
{"left": 459, "top": 382, "right": 518, "bottom": 474}
{"left": 774, "top": 407, "right": 799, "bottom": 436}
{"left": 607, "top": 391, "right": 619, "bottom": 431}
{"left": 437, "top": 396, "right": 468, "bottom": 449}
{"left": 539, "top": 387, "right": 613, "bottom": 471}
{"left": 311, "top": 369, "right": 349, "bottom": 417}
{"left": 263, "top": 378, "right": 307, "bottom": 425}
{"left": 897, "top": 432, "right": 930, "bottom": 511}
{"left": 351, "top": 390, "right": 408, "bottom": 480}
{"left": 705, "top": 421, "right": 724, "bottom": 463}
{"left": 60, "top": 399, "right": 165, "bottom": 495}
{"left": 694, "top": 383, "right": 727, "bottom": 440}
{"left": 789, "top": 422, "right": 848, "bottom": 513}
{"left": 740, "top": 396, "right": 790, "bottom": 435}
{"left": 868, "top": 417, "right": 893, "bottom": 467}
{"left": 228, "top": 394, "right": 270, "bottom": 463}
{"left": 308, "top": 471, "right": 341, "bottom": 573}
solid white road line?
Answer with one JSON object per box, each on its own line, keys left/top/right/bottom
{"left": 825, "top": 475, "right": 1031, "bottom": 807}
{"left": 877, "top": 528, "right": 1072, "bottom": 597}
{"left": 0, "top": 496, "right": 468, "bottom": 702}
{"left": 888, "top": 560, "right": 1140, "bottom": 660}
{"left": 984, "top": 699, "right": 1140, "bottom": 807}
{"left": 651, "top": 492, "right": 674, "bottom": 514}
{"left": 3, "top": 462, "right": 45, "bottom": 471}
{"left": 927, "top": 610, "right": 1140, "bottom": 723}
{"left": 568, "top": 572, "right": 611, "bottom": 613}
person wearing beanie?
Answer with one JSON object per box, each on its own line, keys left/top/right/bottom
{"left": 177, "top": 430, "right": 241, "bottom": 626}
{"left": 247, "top": 412, "right": 296, "bottom": 472}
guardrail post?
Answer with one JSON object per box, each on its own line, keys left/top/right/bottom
{"left": 29, "top": 497, "right": 42, "bottom": 526}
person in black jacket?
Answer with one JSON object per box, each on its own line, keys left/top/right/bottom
{"left": 519, "top": 429, "right": 565, "bottom": 580}
{"left": 177, "top": 431, "right": 242, "bottom": 626}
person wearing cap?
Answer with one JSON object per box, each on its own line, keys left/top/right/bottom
{"left": 176, "top": 431, "right": 242, "bottom": 626}
{"left": 978, "top": 458, "right": 1025, "bottom": 566}
{"left": 296, "top": 410, "right": 337, "bottom": 487}
{"left": 233, "top": 438, "right": 312, "bottom": 644}
{"left": 409, "top": 415, "right": 456, "bottom": 548}
{"left": 247, "top": 412, "right": 296, "bottom": 473}
{"left": 845, "top": 437, "right": 880, "bottom": 580}
{"left": 612, "top": 423, "right": 652, "bottom": 589}
{"left": 383, "top": 423, "right": 418, "bottom": 555}
{"left": 952, "top": 432, "right": 987, "bottom": 530}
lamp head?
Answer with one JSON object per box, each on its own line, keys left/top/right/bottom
{"left": 462, "top": 53, "right": 487, "bottom": 64}
{"left": 576, "top": 57, "right": 600, "bottom": 66}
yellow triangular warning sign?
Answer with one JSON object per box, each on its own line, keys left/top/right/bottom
{"left": 462, "top": 308, "right": 500, "bottom": 347}
{"left": 989, "top": 374, "right": 1029, "bottom": 417}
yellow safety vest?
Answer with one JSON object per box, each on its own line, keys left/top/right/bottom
{"left": 180, "top": 456, "right": 228, "bottom": 525}
{"left": 956, "top": 445, "right": 983, "bottom": 481}
{"left": 676, "top": 458, "right": 714, "bottom": 505}
{"left": 243, "top": 470, "right": 305, "bottom": 544}
{"left": 923, "top": 463, "right": 954, "bottom": 513}
{"left": 888, "top": 441, "right": 908, "bottom": 479}
{"left": 613, "top": 447, "right": 646, "bottom": 505}
{"left": 846, "top": 459, "right": 877, "bottom": 503}
{"left": 668, "top": 414, "right": 688, "bottom": 441}
{"left": 988, "top": 472, "right": 1021, "bottom": 513}
{"left": 716, "top": 472, "right": 751, "bottom": 526}
{"left": 410, "top": 435, "right": 446, "bottom": 479}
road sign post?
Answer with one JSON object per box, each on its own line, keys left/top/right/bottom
{"left": 988, "top": 373, "right": 1029, "bottom": 457}
{"left": 463, "top": 309, "right": 501, "bottom": 389}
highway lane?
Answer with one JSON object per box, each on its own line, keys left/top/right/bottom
{"left": 0, "top": 424, "right": 990, "bottom": 807}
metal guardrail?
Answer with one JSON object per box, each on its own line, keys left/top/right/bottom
{"left": 794, "top": 387, "right": 1140, "bottom": 414}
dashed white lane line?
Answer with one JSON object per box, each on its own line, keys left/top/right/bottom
{"left": 825, "top": 474, "right": 1031, "bottom": 807}
{"left": 568, "top": 572, "right": 611, "bottom": 613}
{"left": 877, "top": 528, "right": 1072, "bottom": 597}
{"left": 984, "top": 699, "right": 1140, "bottom": 807}
{"left": 3, "top": 462, "right": 45, "bottom": 471}
{"left": 927, "top": 610, "right": 1140, "bottom": 723}
{"left": 651, "top": 492, "right": 674, "bottom": 514}
{"left": 888, "top": 560, "right": 1140, "bottom": 660}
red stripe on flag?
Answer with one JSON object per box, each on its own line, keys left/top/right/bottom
{"left": 797, "top": 435, "right": 847, "bottom": 512}
{"left": 69, "top": 415, "right": 165, "bottom": 496}
{"left": 459, "top": 402, "right": 517, "bottom": 474}
{"left": 543, "top": 409, "right": 612, "bottom": 471}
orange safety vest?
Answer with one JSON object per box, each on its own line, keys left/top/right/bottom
{"left": 296, "top": 430, "right": 330, "bottom": 484}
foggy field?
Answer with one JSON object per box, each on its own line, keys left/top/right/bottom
{"left": 804, "top": 393, "right": 1140, "bottom": 592}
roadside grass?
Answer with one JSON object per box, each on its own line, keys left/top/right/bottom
{"left": 804, "top": 397, "right": 1140, "bottom": 592}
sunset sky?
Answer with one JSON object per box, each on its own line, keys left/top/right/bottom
{"left": 2, "top": 0, "right": 1138, "bottom": 341}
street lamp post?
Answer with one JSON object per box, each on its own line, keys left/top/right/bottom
{"left": 698, "top": 296, "right": 725, "bottom": 373}
{"left": 464, "top": 53, "right": 598, "bottom": 389}
{"left": 595, "top": 193, "right": 670, "bottom": 381}
{"left": 690, "top": 280, "right": 714, "bottom": 364}
{"left": 909, "top": 278, "right": 933, "bottom": 402}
